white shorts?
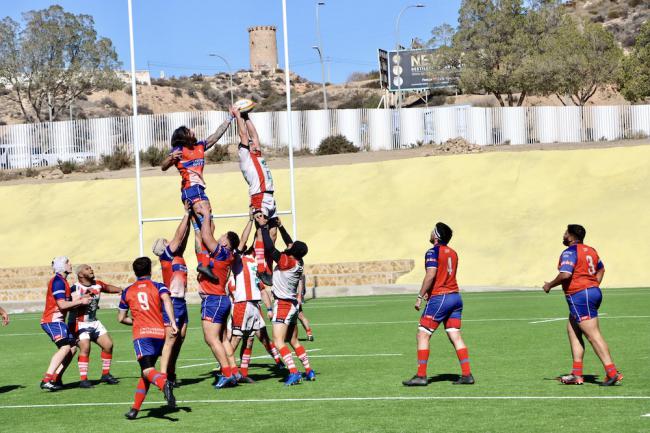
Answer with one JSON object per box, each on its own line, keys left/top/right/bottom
{"left": 250, "top": 192, "right": 277, "bottom": 220}
{"left": 77, "top": 320, "right": 108, "bottom": 341}
{"left": 272, "top": 299, "right": 299, "bottom": 325}
{"left": 231, "top": 301, "right": 265, "bottom": 337}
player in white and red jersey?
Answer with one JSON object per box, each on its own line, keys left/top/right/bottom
{"left": 69, "top": 264, "right": 122, "bottom": 388}
{"left": 233, "top": 107, "right": 278, "bottom": 286}
{"left": 256, "top": 214, "right": 314, "bottom": 386}
{"left": 40, "top": 257, "right": 91, "bottom": 391}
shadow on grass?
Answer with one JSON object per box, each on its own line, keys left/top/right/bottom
{"left": 0, "top": 384, "right": 25, "bottom": 394}
{"left": 545, "top": 374, "right": 599, "bottom": 384}
{"left": 428, "top": 374, "right": 460, "bottom": 383}
{"left": 137, "top": 406, "right": 192, "bottom": 421}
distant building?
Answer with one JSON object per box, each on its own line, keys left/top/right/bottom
{"left": 116, "top": 70, "right": 151, "bottom": 85}
{"left": 248, "top": 26, "right": 278, "bottom": 72}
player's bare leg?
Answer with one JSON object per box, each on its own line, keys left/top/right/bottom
{"left": 578, "top": 317, "right": 622, "bottom": 385}
{"left": 560, "top": 318, "right": 586, "bottom": 384}
{"left": 298, "top": 310, "right": 314, "bottom": 341}
{"left": 95, "top": 333, "right": 118, "bottom": 384}
{"left": 272, "top": 322, "right": 301, "bottom": 385}
{"left": 256, "top": 326, "right": 283, "bottom": 366}
{"left": 42, "top": 345, "right": 72, "bottom": 390}
{"left": 161, "top": 323, "right": 186, "bottom": 386}
{"left": 77, "top": 339, "right": 93, "bottom": 388}
{"left": 445, "top": 328, "right": 474, "bottom": 385}
{"left": 203, "top": 321, "right": 238, "bottom": 388}
{"left": 52, "top": 345, "right": 76, "bottom": 387}
{"left": 403, "top": 330, "right": 432, "bottom": 386}
{"left": 289, "top": 323, "right": 314, "bottom": 380}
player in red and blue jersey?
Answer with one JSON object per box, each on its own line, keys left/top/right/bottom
{"left": 40, "top": 256, "right": 91, "bottom": 391}
{"left": 118, "top": 257, "right": 178, "bottom": 420}
{"left": 196, "top": 205, "right": 254, "bottom": 389}
{"left": 152, "top": 208, "right": 191, "bottom": 388}
{"left": 543, "top": 224, "right": 622, "bottom": 386}
{"left": 403, "top": 223, "right": 474, "bottom": 386}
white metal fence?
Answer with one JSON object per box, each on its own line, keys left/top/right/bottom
{"left": 1, "top": 105, "right": 648, "bottom": 170}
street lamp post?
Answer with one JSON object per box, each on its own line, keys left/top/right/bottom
{"left": 395, "top": 3, "right": 425, "bottom": 108}
{"left": 208, "top": 53, "right": 234, "bottom": 105}
{"left": 315, "top": 1, "right": 328, "bottom": 111}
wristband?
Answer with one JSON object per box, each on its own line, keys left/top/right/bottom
{"left": 417, "top": 295, "right": 424, "bottom": 300}
{"left": 226, "top": 114, "right": 235, "bottom": 122}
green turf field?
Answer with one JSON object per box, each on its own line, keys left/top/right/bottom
{"left": 1, "top": 289, "right": 649, "bottom": 432}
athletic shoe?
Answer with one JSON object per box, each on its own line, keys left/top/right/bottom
{"left": 163, "top": 380, "right": 176, "bottom": 408}
{"left": 559, "top": 374, "right": 584, "bottom": 385}
{"left": 600, "top": 372, "right": 623, "bottom": 387}
{"left": 197, "top": 265, "right": 219, "bottom": 283}
{"left": 79, "top": 379, "right": 94, "bottom": 389}
{"left": 452, "top": 374, "right": 475, "bottom": 385}
{"left": 40, "top": 381, "right": 62, "bottom": 392}
{"left": 303, "top": 370, "right": 316, "bottom": 381}
{"left": 307, "top": 335, "right": 314, "bottom": 342}
{"left": 284, "top": 372, "right": 302, "bottom": 386}
{"left": 124, "top": 408, "right": 139, "bottom": 420}
{"left": 100, "top": 374, "right": 119, "bottom": 385}
{"left": 257, "top": 271, "right": 273, "bottom": 287}
{"left": 172, "top": 380, "right": 180, "bottom": 388}
{"left": 52, "top": 380, "right": 64, "bottom": 389}
{"left": 402, "top": 375, "right": 428, "bottom": 386}
{"left": 215, "top": 375, "right": 238, "bottom": 389}
{"left": 238, "top": 375, "right": 255, "bottom": 384}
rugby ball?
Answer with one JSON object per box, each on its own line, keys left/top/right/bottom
{"left": 234, "top": 98, "right": 256, "bottom": 113}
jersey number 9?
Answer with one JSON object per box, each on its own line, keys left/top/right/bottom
{"left": 137, "top": 292, "right": 150, "bottom": 311}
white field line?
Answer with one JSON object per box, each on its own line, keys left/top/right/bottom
{"left": 529, "top": 313, "right": 609, "bottom": 324}
{"left": 1, "top": 395, "right": 650, "bottom": 410}
{"left": 642, "top": 413, "right": 650, "bottom": 417}
{"left": 3, "top": 315, "right": 650, "bottom": 338}
{"left": 178, "top": 348, "right": 322, "bottom": 369}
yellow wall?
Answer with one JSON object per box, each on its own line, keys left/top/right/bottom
{"left": 2, "top": 145, "right": 649, "bottom": 287}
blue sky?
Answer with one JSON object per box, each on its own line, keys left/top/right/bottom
{"left": 3, "top": 1, "right": 461, "bottom": 84}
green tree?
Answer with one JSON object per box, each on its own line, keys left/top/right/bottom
{"left": 618, "top": 21, "right": 650, "bottom": 103}
{"left": 0, "top": 5, "right": 121, "bottom": 123}
{"left": 540, "top": 19, "right": 622, "bottom": 106}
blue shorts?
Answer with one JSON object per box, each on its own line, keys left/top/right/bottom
{"left": 201, "top": 295, "right": 231, "bottom": 324}
{"left": 181, "top": 185, "right": 209, "bottom": 206}
{"left": 163, "top": 297, "right": 189, "bottom": 327}
{"left": 566, "top": 287, "right": 602, "bottom": 323}
{"left": 419, "top": 292, "right": 463, "bottom": 334}
{"left": 41, "top": 322, "right": 75, "bottom": 346}
{"left": 133, "top": 337, "right": 165, "bottom": 359}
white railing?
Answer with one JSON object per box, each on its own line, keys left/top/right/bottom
{"left": 0, "top": 105, "right": 648, "bottom": 170}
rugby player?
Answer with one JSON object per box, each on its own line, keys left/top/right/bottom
{"left": 233, "top": 107, "right": 278, "bottom": 286}
{"left": 256, "top": 214, "right": 314, "bottom": 385}
{"left": 69, "top": 264, "right": 122, "bottom": 388}
{"left": 543, "top": 224, "right": 622, "bottom": 386}
{"left": 297, "top": 275, "right": 314, "bottom": 341}
{"left": 403, "top": 223, "right": 474, "bottom": 386}
{"left": 0, "top": 305, "right": 8, "bottom": 326}
{"left": 118, "top": 257, "right": 177, "bottom": 420}
{"left": 152, "top": 208, "right": 191, "bottom": 387}
{"left": 196, "top": 206, "right": 254, "bottom": 389}
{"left": 40, "top": 257, "right": 91, "bottom": 391}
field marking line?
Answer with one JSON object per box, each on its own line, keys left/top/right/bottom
{"left": 178, "top": 349, "right": 323, "bottom": 369}
{"left": 642, "top": 413, "right": 650, "bottom": 417}
{"left": 529, "top": 313, "right": 609, "bottom": 324}
{"left": 2, "top": 395, "right": 650, "bottom": 410}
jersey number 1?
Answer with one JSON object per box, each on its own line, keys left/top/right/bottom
{"left": 137, "top": 292, "right": 150, "bottom": 310}
{"left": 447, "top": 257, "right": 453, "bottom": 276}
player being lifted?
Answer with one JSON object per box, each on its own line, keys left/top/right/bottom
{"left": 195, "top": 206, "right": 254, "bottom": 389}
{"left": 256, "top": 213, "right": 314, "bottom": 386}
{"left": 40, "top": 257, "right": 91, "bottom": 391}
{"left": 233, "top": 105, "right": 277, "bottom": 286}
{"left": 152, "top": 207, "right": 191, "bottom": 388}
{"left": 543, "top": 224, "right": 622, "bottom": 386}
{"left": 403, "top": 223, "right": 474, "bottom": 387}
{"left": 118, "top": 257, "right": 177, "bottom": 420}
{"left": 69, "top": 264, "right": 122, "bottom": 388}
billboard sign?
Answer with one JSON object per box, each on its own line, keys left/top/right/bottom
{"left": 379, "top": 48, "right": 457, "bottom": 92}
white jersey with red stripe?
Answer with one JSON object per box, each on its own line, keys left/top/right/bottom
{"left": 271, "top": 254, "right": 304, "bottom": 301}
{"left": 228, "top": 255, "right": 263, "bottom": 302}
{"left": 238, "top": 144, "right": 274, "bottom": 196}
{"left": 71, "top": 281, "right": 106, "bottom": 323}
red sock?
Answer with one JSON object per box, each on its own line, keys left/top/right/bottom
{"left": 295, "top": 345, "right": 312, "bottom": 374}
{"left": 456, "top": 348, "right": 471, "bottom": 376}
{"left": 604, "top": 363, "right": 618, "bottom": 379}
{"left": 43, "top": 373, "right": 53, "bottom": 383}
{"left": 279, "top": 345, "right": 298, "bottom": 373}
{"left": 241, "top": 348, "right": 252, "bottom": 377}
{"left": 101, "top": 352, "right": 112, "bottom": 375}
{"left": 267, "top": 342, "right": 281, "bottom": 363}
{"left": 232, "top": 366, "right": 239, "bottom": 376}
{"left": 78, "top": 355, "right": 89, "bottom": 381}
{"left": 132, "top": 378, "right": 150, "bottom": 410}
{"left": 51, "top": 373, "right": 60, "bottom": 383}
{"left": 417, "top": 349, "right": 429, "bottom": 377}
{"left": 145, "top": 369, "right": 167, "bottom": 391}
{"left": 222, "top": 366, "right": 232, "bottom": 377}
{"left": 254, "top": 240, "right": 267, "bottom": 273}
{"left": 572, "top": 361, "right": 583, "bottom": 377}
{"left": 305, "top": 327, "right": 313, "bottom": 336}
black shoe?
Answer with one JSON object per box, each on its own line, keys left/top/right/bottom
{"left": 257, "top": 271, "right": 273, "bottom": 286}
{"left": 40, "top": 381, "right": 62, "bottom": 392}
{"left": 79, "top": 379, "right": 94, "bottom": 389}
{"left": 163, "top": 380, "right": 176, "bottom": 408}
{"left": 125, "top": 408, "right": 139, "bottom": 420}
{"left": 238, "top": 375, "right": 255, "bottom": 384}
{"left": 307, "top": 335, "right": 314, "bottom": 342}
{"left": 197, "top": 265, "right": 219, "bottom": 283}
{"left": 100, "top": 374, "right": 119, "bottom": 385}
{"left": 402, "top": 375, "right": 428, "bottom": 386}
{"left": 52, "top": 380, "right": 64, "bottom": 389}
{"left": 600, "top": 372, "right": 623, "bottom": 386}
{"left": 452, "top": 374, "right": 475, "bottom": 385}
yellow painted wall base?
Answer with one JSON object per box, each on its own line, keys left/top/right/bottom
{"left": 2, "top": 145, "right": 649, "bottom": 288}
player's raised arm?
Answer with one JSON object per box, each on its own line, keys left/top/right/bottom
{"left": 167, "top": 209, "right": 192, "bottom": 254}
{"left": 0, "top": 306, "right": 9, "bottom": 326}
{"left": 99, "top": 281, "right": 123, "bottom": 294}
{"left": 257, "top": 214, "right": 282, "bottom": 263}
{"left": 234, "top": 107, "right": 250, "bottom": 146}
{"left": 161, "top": 148, "right": 182, "bottom": 171}
{"left": 198, "top": 207, "right": 219, "bottom": 253}
{"left": 276, "top": 218, "right": 293, "bottom": 247}
{"left": 243, "top": 112, "right": 261, "bottom": 153}
{"left": 237, "top": 211, "right": 255, "bottom": 251}
{"left": 204, "top": 109, "right": 235, "bottom": 150}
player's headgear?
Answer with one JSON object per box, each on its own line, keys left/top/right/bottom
{"left": 171, "top": 126, "right": 196, "bottom": 147}
{"left": 152, "top": 238, "right": 167, "bottom": 257}
{"left": 52, "top": 256, "right": 69, "bottom": 274}
{"left": 567, "top": 224, "right": 586, "bottom": 242}
{"left": 434, "top": 222, "right": 453, "bottom": 244}
{"left": 287, "top": 241, "right": 308, "bottom": 259}
{"left": 132, "top": 257, "right": 152, "bottom": 278}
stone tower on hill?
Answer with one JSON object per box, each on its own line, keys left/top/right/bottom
{"left": 248, "top": 25, "right": 278, "bottom": 72}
